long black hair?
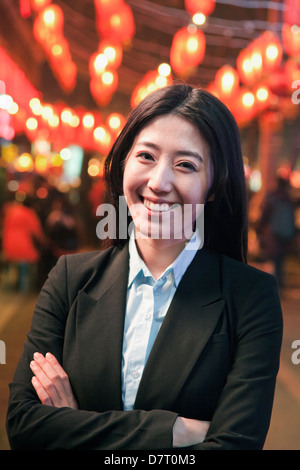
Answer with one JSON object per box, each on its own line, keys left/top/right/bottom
{"left": 104, "top": 84, "right": 248, "bottom": 263}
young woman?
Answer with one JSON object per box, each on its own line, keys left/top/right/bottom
{"left": 6, "top": 84, "right": 283, "bottom": 450}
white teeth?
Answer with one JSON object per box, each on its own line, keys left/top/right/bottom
{"left": 143, "top": 199, "right": 171, "bottom": 212}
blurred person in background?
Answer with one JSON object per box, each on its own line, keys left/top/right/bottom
{"left": 1, "top": 195, "right": 45, "bottom": 291}
{"left": 257, "top": 176, "right": 296, "bottom": 290}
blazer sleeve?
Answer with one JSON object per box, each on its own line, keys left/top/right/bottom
{"left": 6, "top": 255, "right": 178, "bottom": 450}
{"left": 194, "top": 270, "right": 283, "bottom": 450}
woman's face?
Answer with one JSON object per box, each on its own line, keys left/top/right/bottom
{"left": 123, "top": 114, "right": 213, "bottom": 242}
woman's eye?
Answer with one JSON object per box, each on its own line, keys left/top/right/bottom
{"left": 137, "top": 152, "right": 154, "bottom": 161}
{"left": 177, "top": 161, "right": 197, "bottom": 171}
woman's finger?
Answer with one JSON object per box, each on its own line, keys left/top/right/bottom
{"left": 31, "top": 352, "right": 78, "bottom": 409}
{"left": 31, "top": 376, "right": 53, "bottom": 406}
{"left": 30, "top": 357, "right": 62, "bottom": 406}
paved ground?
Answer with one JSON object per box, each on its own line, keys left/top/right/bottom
{"left": 0, "top": 257, "right": 299, "bottom": 451}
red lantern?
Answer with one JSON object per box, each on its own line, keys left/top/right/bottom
{"left": 260, "top": 31, "right": 282, "bottom": 75}
{"left": 184, "top": 0, "right": 215, "bottom": 17}
{"left": 106, "top": 112, "right": 126, "bottom": 137}
{"left": 39, "top": 5, "right": 64, "bottom": 33}
{"left": 170, "top": 25, "right": 205, "bottom": 76}
{"left": 230, "top": 88, "right": 257, "bottom": 126}
{"left": 98, "top": 39, "right": 123, "bottom": 69}
{"left": 30, "top": 0, "right": 52, "bottom": 13}
{"left": 90, "top": 70, "right": 119, "bottom": 107}
{"left": 237, "top": 48, "right": 256, "bottom": 85}
{"left": 282, "top": 23, "right": 300, "bottom": 57}
{"left": 253, "top": 83, "right": 273, "bottom": 112}
{"left": 94, "top": 0, "right": 124, "bottom": 16}
{"left": 96, "top": 2, "right": 135, "bottom": 44}
{"left": 283, "top": 0, "right": 300, "bottom": 26}
{"left": 214, "top": 65, "right": 239, "bottom": 102}
{"left": 131, "top": 66, "right": 173, "bottom": 108}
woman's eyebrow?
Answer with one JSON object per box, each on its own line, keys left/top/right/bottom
{"left": 135, "top": 141, "right": 204, "bottom": 162}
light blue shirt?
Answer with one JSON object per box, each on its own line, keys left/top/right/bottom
{"left": 121, "top": 232, "right": 201, "bottom": 411}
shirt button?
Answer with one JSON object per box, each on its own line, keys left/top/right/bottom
{"left": 144, "top": 313, "right": 152, "bottom": 320}
{"left": 131, "top": 370, "right": 140, "bottom": 379}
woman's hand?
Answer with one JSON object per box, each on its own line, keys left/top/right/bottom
{"left": 30, "top": 352, "right": 78, "bottom": 409}
{"left": 172, "top": 416, "right": 210, "bottom": 447}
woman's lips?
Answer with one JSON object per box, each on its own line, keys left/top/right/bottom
{"left": 141, "top": 197, "right": 179, "bottom": 213}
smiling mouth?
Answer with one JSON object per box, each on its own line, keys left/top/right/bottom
{"left": 141, "top": 197, "right": 179, "bottom": 213}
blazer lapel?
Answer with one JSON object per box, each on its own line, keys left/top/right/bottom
{"left": 75, "top": 245, "right": 129, "bottom": 411}
{"left": 134, "top": 248, "right": 225, "bottom": 410}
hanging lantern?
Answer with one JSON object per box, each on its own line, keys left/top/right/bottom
{"left": 184, "top": 0, "right": 215, "bottom": 17}
{"left": 98, "top": 39, "right": 123, "bottom": 69}
{"left": 170, "top": 25, "right": 205, "bottom": 76}
{"left": 260, "top": 31, "right": 282, "bottom": 75}
{"left": 230, "top": 88, "right": 257, "bottom": 126}
{"left": 90, "top": 70, "right": 119, "bottom": 107}
{"left": 283, "top": 0, "right": 300, "bottom": 26}
{"left": 96, "top": 2, "right": 135, "bottom": 44}
{"left": 131, "top": 64, "right": 173, "bottom": 108}
{"left": 39, "top": 5, "right": 64, "bottom": 33}
{"left": 106, "top": 112, "right": 126, "bottom": 137}
{"left": 282, "top": 24, "right": 300, "bottom": 57}
{"left": 94, "top": 0, "right": 124, "bottom": 16}
{"left": 89, "top": 52, "right": 108, "bottom": 79}
{"left": 93, "top": 124, "right": 112, "bottom": 155}
{"left": 253, "top": 83, "right": 273, "bottom": 112}
{"left": 214, "top": 65, "right": 239, "bottom": 102}
{"left": 237, "top": 48, "right": 256, "bottom": 85}
{"left": 30, "top": 0, "right": 52, "bottom": 13}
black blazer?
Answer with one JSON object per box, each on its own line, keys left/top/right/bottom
{"left": 6, "top": 244, "right": 283, "bottom": 450}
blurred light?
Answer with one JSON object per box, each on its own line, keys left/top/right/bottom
{"left": 26, "top": 117, "right": 38, "bottom": 130}
{"left": 7, "top": 102, "right": 19, "bottom": 115}
{"left": 69, "top": 114, "right": 80, "bottom": 128}
{"left": 15, "top": 190, "right": 26, "bottom": 202}
{"left": 192, "top": 13, "right": 206, "bottom": 25}
{"left": 48, "top": 114, "right": 60, "bottom": 127}
{"left": 61, "top": 108, "right": 73, "bottom": 124}
{"left": 249, "top": 170, "right": 262, "bottom": 192}
{"left": 256, "top": 87, "right": 269, "bottom": 101}
{"left": 35, "top": 155, "right": 48, "bottom": 172}
{"left": 60, "top": 148, "right": 72, "bottom": 160}
{"left": 251, "top": 52, "right": 262, "bottom": 70}
{"left": 158, "top": 63, "right": 171, "bottom": 77}
{"left": 0, "top": 94, "right": 13, "bottom": 110}
{"left": 51, "top": 153, "right": 63, "bottom": 166}
{"left": 42, "top": 105, "right": 53, "bottom": 120}
{"left": 16, "top": 153, "right": 34, "bottom": 172}
{"left": 82, "top": 113, "right": 95, "bottom": 129}
{"left": 242, "top": 92, "right": 255, "bottom": 107}
{"left": 88, "top": 164, "right": 100, "bottom": 177}
{"left": 266, "top": 44, "right": 279, "bottom": 60}
{"left": 94, "top": 53, "right": 108, "bottom": 73}
{"left": 30, "top": 97, "right": 43, "bottom": 115}
{"left": 102, "top": 71, "right": 114, "bottom": 85}
{"left": 7, "top": 180, "right": 19, "bottom": 192}
{"left": 36, "top": 187, "right": 48, "bottom": 199}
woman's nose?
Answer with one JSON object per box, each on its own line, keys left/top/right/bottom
{"left": 147, "top": 163, "right": 173, "bottom": 193}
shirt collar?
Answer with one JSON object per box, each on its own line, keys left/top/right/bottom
{"left": 128, "top": 231, "right": 201, "bottom": 288}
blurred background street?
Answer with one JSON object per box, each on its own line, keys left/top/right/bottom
{"left": 1, "top": 0, "right": 300, "bottom": 450}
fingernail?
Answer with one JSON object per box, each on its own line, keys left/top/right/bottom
{"left": 34, "top": 352, "right": 42, "bottom": 360}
